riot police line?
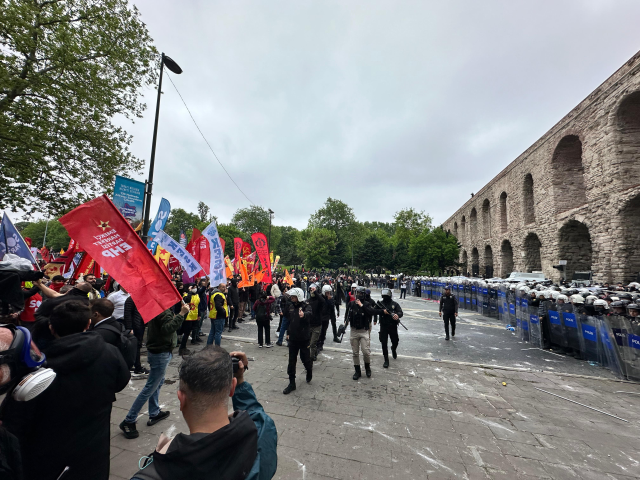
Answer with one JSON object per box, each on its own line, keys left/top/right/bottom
{"left": 395, "top": 276, "right": 640, "bottom": 381}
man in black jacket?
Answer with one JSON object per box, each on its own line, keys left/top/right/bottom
{"left": 90, "top": 298, "right": 122, "bottom": 346}
{"left": 308, "top": 284, "right": 324, "bottom": 361}
{"left": 378, "top": 288, "right": 404, "bottom": 368}
{"left": 124, "top": 295, "right": 147, "bottom": 374}
{"left": 227, "top": 279, "right": 240, "bottom": 331}
{"left": 439, "top": 286, "right": 459, "bottom": 340}
{"left": 2, "top": 300, "right": 131, "bottom": 480}
{"left": 282, "top": 288, "right": 312, "bottom": 395}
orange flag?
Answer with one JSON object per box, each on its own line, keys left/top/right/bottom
{"left": 284, "top": 269, "right": 293, "bottom": 286}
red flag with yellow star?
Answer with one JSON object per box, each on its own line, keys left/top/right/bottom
{"left": 59, "top": 195, "right": 181, "bottom": 322}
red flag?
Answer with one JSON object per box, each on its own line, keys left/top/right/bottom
{"left": 241, "top": 241, "right": 252, "bottom": 258}
{"left": 40, "top": 246, "right": 50, "bottom": 263}
{"left": 24, "top": 237, "right": 32, "bottom": 248}
{"left": 251, "top": 232, "right": 272, "bottom": 284}
{"left": 197, "top": 235, "right": 210, "bottom": 279}
{"left": 233, "top": 238, "right": 243, "bottom": 273}
{"left": 220, "top": 238, "right": 225, "bottom": 256}
{"left": 73, "top": 252, "right": 95, "bottom": 280}
{"left": 59, "top": 195, "right": 181, "bottom": 323}
{"left": 185, "top": 229, "right": 202, "bottom": 282}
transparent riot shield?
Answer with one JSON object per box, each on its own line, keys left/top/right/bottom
{"left": 514, "top": 293, "right": 522, "bottom": 334}
{"left": 481, "top": 287, "right": 489, "bottom": 316}
{"left": 547, "top": 305, "right": 567, "bottom": 348}
{"left": 508, "top": 291, "right": 516, "bottom": 328}
{"left": 464, "top": 284, "right": 471, "bottom": 309}
{"left": 559, "top": 304, "right": 580, "bottom": 355}
{"left": 519, "top": 296, "right": 530, "bottom": 342}
{"left": 489, "top": 287, "right": 498, "bottom": 319}
{"left": 619, "top": 316, "right": 640, "bottom": 382}
{"left": 597, "top": 317, "right": 624, "bottom": 379}
{"left": 528, "top": 304, "right": 543, "bottom": 348}
{"left": 577, "top": 314, "right": 601, "bottom": 365}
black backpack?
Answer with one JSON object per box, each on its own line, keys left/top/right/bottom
{"left": 98, "top": 322, "right": 138, "bottom": 369}
{"left": 255, "top": 302, "right": 269, "bottom": 321}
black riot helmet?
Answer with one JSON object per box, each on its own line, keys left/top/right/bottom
{"left": 356, "top": 286, "right": 367, "bottom": 301}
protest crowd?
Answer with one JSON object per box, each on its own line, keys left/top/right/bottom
{"left": 1, "top": 193, "right": 640, "bottom": 479}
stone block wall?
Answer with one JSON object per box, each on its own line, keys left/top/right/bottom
{"left": 442, "top": 51, "right": 640, "bottom": 284}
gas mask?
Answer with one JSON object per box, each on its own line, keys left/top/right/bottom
{"left": 0, "top": 325, "right": 56, "bottom": 402}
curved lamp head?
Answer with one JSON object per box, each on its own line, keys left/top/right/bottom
{"left": 163, "top": 55, "right": 183, "bottom": 74}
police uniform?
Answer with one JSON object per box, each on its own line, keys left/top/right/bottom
{"left": 377, "top": 297, "right": 403, "bottom": 366}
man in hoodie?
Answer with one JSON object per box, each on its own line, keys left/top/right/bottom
{"left": 208, "top": 283, "right": 229, "bottom": 346}
{"left": 2, "top": 300, "right": 131, "bottom": 480}
{"left": 131, "top": 347, "right": 277, "bottom": 480}
{"left": 282, "top": 288, "right": 312, "bottom": 394}
{"left": 120, "top": 302, "right": 189, "bottom": 439}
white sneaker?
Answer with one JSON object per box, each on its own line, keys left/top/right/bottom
{"left": 265, "top": 343, "right": 273, "bottom": 348}
{"left": 258, "top": 344, "right": 263, "bottom": 348}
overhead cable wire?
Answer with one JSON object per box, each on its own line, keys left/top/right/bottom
{"left": 165, "top": 72, "right": 255, "bottom": 206}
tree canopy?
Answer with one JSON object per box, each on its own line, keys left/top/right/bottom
{"left": 0, "top": 0, "right": 157, "bottom": 216}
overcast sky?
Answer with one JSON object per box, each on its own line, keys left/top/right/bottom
{"left": 120, "top": 0, "right": 640, "bottom": 230}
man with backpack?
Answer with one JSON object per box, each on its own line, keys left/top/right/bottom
{"left": 253, "top": 292, "right": 275, "bottom": 348}
{"left": 90, "top": 298, "right": 137, "bottom": 370}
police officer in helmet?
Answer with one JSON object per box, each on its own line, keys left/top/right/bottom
{"left": 377, "top": 288, "right": 403, "bottom": 368}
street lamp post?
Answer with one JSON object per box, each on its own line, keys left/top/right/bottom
{"left": 142, "top": 53, "right": 183, "bottom": 242}
{"left": 268, "top": 209, "right": 274, "bottom": 247}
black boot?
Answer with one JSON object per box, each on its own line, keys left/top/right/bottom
{"left": 383, "top": 357, "right": 389, "bottom": 368}
{"left": 392, "top": 346, "right": 397, "bottom": 359}
{"left": 333, "top": 335, "right": 341, "bottom": 343}
{"left": 306, "top": 368, "right": 312, "bottom": 383}
{"left": 365, "top": 363, "right": 371, "bottom": 378}
{"left": 353, "top": 365, "right": 361, "bottom": 380}
{"left": 283, "top": 382, "right": 296, "bottom": 395}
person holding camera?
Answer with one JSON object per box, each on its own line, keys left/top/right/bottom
{"left": 282, "top": 288, "right": 312, "bottom": 394}
{"left": 131, "top": 347, "right": 277, "bottom": 480}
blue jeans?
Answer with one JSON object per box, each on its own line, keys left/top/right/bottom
{"left": 277, "top": 316, "right": 289, "bottom": 344}
{"left": 207, "top": 318, "right": 225, "bottom": 346}
{"left": 125, "top": 351, "right": 172, "bottom": 423}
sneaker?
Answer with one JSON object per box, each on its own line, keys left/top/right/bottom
{"left": 191, "top": 337, "right": 203, "bottom": 344}
{"left": 179, "top": 348, "right": 192, "bottom": 356}
{"left": 276, "top": 342, "right": 283, "bottom": 346}
{"left": 265, "top": 343, "right": 273, "bottom": 348}
{"left": 258, "top": 344, "right": 263, "bottom": 348}
{"left": 232, "top": 326, "right": 240, "bottom": 330}
{"left": 147, "top": 410, "right": 170, "bottom": 426}
{"left": 119, "top": 420, "right": 139, "bottom": 439}
{"left": 198, "top": 331, "right": 206, "bottom": 336}
{"left": 132, "top": 367, "right": 149, "bottom": 375}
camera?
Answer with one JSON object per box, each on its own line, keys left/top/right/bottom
{"left": 231, "top": 355, "right": 248, "bottom": 374}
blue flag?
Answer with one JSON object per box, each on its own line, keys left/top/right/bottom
{"left": 0, "top": 213, "right": 37, "bottom": 264}
{"left": 146, "top": 198, "right": 171, "bottom": 255}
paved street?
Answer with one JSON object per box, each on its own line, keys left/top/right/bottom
{"left": 109, "top": 319, "right": 640, "bottom": 479}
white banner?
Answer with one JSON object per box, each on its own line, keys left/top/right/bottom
{"left": 153, "top": 230, "right": 203, "bottom": 277}
{"left": 202, "top": 220, "right": 226, "bottom": 284}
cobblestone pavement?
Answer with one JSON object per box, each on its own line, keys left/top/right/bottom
{"left": 225, "top": 290, "right": 617, "bottom": 378}
{"left": 110, "top": 332, "right": 640, "bottom": 479}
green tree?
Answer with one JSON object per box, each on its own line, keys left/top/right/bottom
{"left": 0, "top": 0, "right": 158, "bottom": 216}
{"left": 296, "top": 228, "right": 337, "bottom": 268}
{"left": 355, "top": 232, "right": 387, "bottom": 271}
{"left": 197, "top": 201, "right": 211, "bottom": 223}
{"left": 231, "top": 206, "right": 270, "bottom": 236}
{"left": 409, "top": 228, "right": 459, "bottom": 275}
{"left": 21, "top": 219, "right": 69, "bottom": 251}
{"left": 392, "top": 208, "right": 432, "bottom": 245}
{"left": 272, "top": 226, "right": 301, "bottom": 265}
{"left": 309, "top": 198, "right": 356, "bottom": 235}
{"left": 164, "top": 208, "right": 201, "bottom": 240}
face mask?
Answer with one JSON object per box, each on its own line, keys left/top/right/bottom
{"left": 190, "top": 288, "right": 197, "bottom": 294}
{"left": 0, "top": 325, "right": 56, "bottom": 402}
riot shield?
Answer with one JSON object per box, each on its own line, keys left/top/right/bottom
{"left": 508, "top": 291, "right": 516, "bottom": 328}
{"left": 559, "top": 304, "right": 580, "bottom": 355}
{"left": 489, "top": 286, "right": 498, "bottom": 319}
{"left": 519, "top": 296, "right": 530, "bottom": 342}
{"left": 577, "top": 314, "right": 601, "bottom": 365}
{"left": 597, "top": 317, "right": 624, "bottom": 379}
{"left": 481, "top": 287, "right": 489, "bottom": 316}
{"left": 528, "top": 304, "right": 543, "bottom": 348}
{"left": 616, "top": 315, "right": 640, "bottom": 381}
{"left": 547, "top": 305, "right": 567, "bottom": 348}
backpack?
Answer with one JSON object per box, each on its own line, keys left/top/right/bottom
{"left": 98, "top": 322, "right": 138, "bottom": 369}
{"left": 255, "top": 302, "right": 269, "bottom": 321}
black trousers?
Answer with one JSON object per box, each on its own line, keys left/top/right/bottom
{"left": 132, "top": 322, "right": 146, "bottom": 370}
{"left": 335, "top": 303, "right": 340, "bottom": 316}
{"left": 379, "top": 322, "right": 399, "bottom": 360}
{"left": 318, "top": 320, "right": 330, "bottom": 348}
{"left": 180, "top": 320, "right": 198, "bottom": 349}
{"left": 287, "top": 339, "right": 312, "bottom": 383}
{"left": 400, "top": 288, "right": 407, "bottom": 299}
{"left": 230, "top": 303, "right": 239, "bottom": 328}
{"left": 443, "top": 312, "right": 456, "bottom": 336}
{"left": 257, "top": 318, "right": 270, "bottom": 345}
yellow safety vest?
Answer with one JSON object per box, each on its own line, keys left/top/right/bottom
{"left": 209, "top": 291, "right": 229, "bottom": 319}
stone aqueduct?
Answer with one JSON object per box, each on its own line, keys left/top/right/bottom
{"left": 442, "top": 51, "right": 640, "bottom": 284}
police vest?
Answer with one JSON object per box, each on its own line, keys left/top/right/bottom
{"left": 209, "top": 292, "right": 229, "bottom": 319}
